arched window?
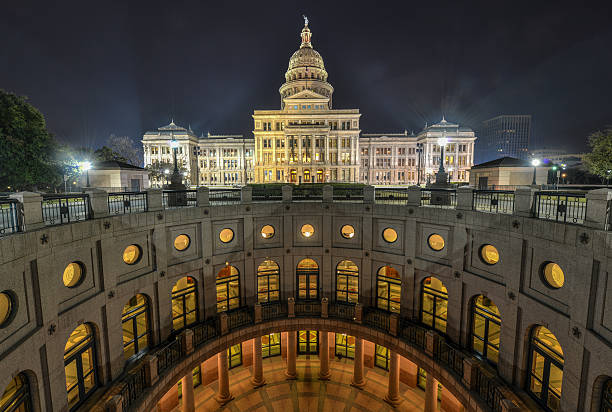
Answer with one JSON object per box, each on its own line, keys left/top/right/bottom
{"left": 64, "top": 324, "right": 98, "bottom": 411}
{"left": 257, "top": 260, "right": 280, "bottom": 303}
{"left": 376, "top": 266, "right": 401, "bottom": 313}
{"left": 297, "top": 258, "right": 318, "bottom": 300}
{"left": 471, "top": 295, "right": 501, "bottom": 365}
{"left": 298, "top": 330, "right": 318, "bottom": 354}
{"left": 216, "top": 266, "right": 240, "bottom": 312}
{"left": 601, "top": 379, "right": 612, "bottom": 412}
{"left": 421, "top": 277, "right": 448, "bottom": 333}
{"left": 122, "top": 294, "right": 150, "bottom": 360}
{"left": 1, "top": 373, "right": 32, "bottom": 412}
{"left": 336, "top": 260, "right": 359, "bottom": 303}
{"left": 528, "top": 326, "right": 563, "bottom": 412}
{"left": 172, "top": 277, "right": 198, "bottom": 331}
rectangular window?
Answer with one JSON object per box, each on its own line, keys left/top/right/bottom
{"left": 335, "top": 333, "right": 355, "bottom": 359}
{"left": 262, "top": 333, "right": 281, "bottom": 358}
{"left": 375, "top": 344, "right": 390, "bottom": 370}
{"left": 228, "top": 343, "right": 242, "bottom": 369}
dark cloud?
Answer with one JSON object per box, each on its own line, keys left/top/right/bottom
{"left": 1, "top": 0, "right": 610, "bottom": 152}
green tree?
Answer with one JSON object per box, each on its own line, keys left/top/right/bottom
{"left": 145, "top": 161, "right": 187, "bottom": 185}
{"left": 0, "top": 90, "right": 61, "bottom": 191}
{"left": 583, "top": 127, "right": 612, "bottom": 182}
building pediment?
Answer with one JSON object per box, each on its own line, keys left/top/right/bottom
{"left": 283, "top": 89, "right": 329, "bottom": 101}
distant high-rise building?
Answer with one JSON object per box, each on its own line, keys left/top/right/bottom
{"left": 478, "top": 115, "right": 531, "bottom": 162}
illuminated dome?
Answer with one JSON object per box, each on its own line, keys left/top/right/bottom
{"left": 279, "top": 18, "right": 334, "bottom": 108}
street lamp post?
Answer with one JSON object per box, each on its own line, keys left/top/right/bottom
{"left": 169, "top": 139, "right": 179, "bottom": 174}
{"left": 435, "top": 137, "right": 448, "bottom": 184}
{"left": 531, "top": 159, "right": 540, "bottom": 185}
{"left": 416, "top": 143, "right": 423, "bottom": 186}
{"left": 82, "top": 161, "right": 92, "bottom": 188}
{"left": 164, "top": 169, "right": 170, "bottom": 186}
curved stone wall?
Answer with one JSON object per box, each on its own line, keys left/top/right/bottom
{"left": 1, "top": 192, "right": 611, "bottom": 411}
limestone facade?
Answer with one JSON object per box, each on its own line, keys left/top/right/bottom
{"left": 1, "top": 187, "right": 612, "bottom": 411}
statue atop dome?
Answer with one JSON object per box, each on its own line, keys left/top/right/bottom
{"left": 303, "top": 15, "right": 308, "bottom": 26}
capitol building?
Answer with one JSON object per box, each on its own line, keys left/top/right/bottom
{"left": 142, "top": 21, "right": 476, "bottom": 186}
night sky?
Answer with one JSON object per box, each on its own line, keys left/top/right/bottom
{"left": 1, "top": 1, "right": 610, "bottom": 155}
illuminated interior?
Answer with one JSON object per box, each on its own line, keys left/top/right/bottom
{"left": 376, "top": 266, "right": 401, "bottom": 313}
{"left": 421, "top": 277, "right": 448, "bottom": 333}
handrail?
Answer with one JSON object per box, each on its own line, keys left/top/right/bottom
{"left": 0, "top": 198, "right": 22, "bottom": 236}
{"left": 41, "top": 193, "right": 90, "bottom": 226}
{"left": 101, "top": 300, "right": 525, "bottom": 412}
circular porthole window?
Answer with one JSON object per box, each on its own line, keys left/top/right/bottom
{"left": 174, "top": 234, "right": 191, "bottom": 251}
{"left": 219, "top": 228, "right": 234, "bottom": 243}
{"left": 428, "top": 234, "right": 445, "bottom": 251}
{"left": 0, "top": 291, "right": 15, "bottom": 328}
{"left": 542, "top": 262, "right": 565, "bottom": 289}
{"left": 261, "top": 225, "right": 275, "bottom": 239}
{"left": 341, "top": 224, "right": 355, "bottom": 239}
{"left": 63, "top": 262, "right": 84, "bottom": 288}
{"left": 382, "top": 228, "right": 398, "bottom": 243}
{"left": 301, "top": 224, "right": 315, "bottom": 238}
{"left": 123, "top": 245, "right": 142, "bottom": 265}
{"left": 480, "top": 245, "right": 499, "bottom": 265}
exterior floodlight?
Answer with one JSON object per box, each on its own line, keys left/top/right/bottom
{"left": 164, "top": 169, "right": 170, "bottom": 175}
{"left": 82, "top": 161, "right": 92, "bottom": 171}
{"left": 531, "top": 159, "right": 540, "bottom": 167}
{"left": 531, "top": 159, "right": 540, "bottom": 185}
{"left": 169, "top": 139, "right": 179, "bottom": 149}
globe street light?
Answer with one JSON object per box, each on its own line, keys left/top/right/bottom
{"left": 531, "top": 158, "right": 540, "bottom": 185}
{"left": 164, "top": 169, "right": 170, "bottom": 186}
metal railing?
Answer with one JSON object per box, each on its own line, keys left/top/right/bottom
{"left": 399, "top": 320, "right": 427, "bottom": 350}
{"left": 227, "top": 307, "right": 253, "bottom": 331}
{"left": 120, "top": 365, "right": 146, "bottom": 411}
{"left": 41, "top": 194, "right": 90, "bottom": 226}
{"left": 252, "top": 186, "right": 283, "bottom": 202}
{"left": 374, "top": 188, "right": 408, "bottom": 205}
{"left": 474, "top": 367, "right": 505, "bottom": 412}
{"left": 108, "top": 192, "right": 147, "bottom": 215}
{"left": 0, "top": 198, "right": 22, "bottom": 236}
{"left": 156, "top": 338, "right": 182, "bottom": 375}
{"left": 533, "top": 191, "right": 587, "bottom": 225}
{"left": 261, "top": 301, "right": 288, "bottom": 321}
{"left": 192, "top": 318, "right": 220, "bottom": 347}
{"left": 421, "top": 189, "right": 457, "bottom": 208}
{"left": 333, "top": 187, "right": 365, "bottom": 202}
{"left": 292, "top": 186, "right": 323, "bottom": 201}
{"left": 473, "top": 190, "right": 515, "bottom": 214}
{"left": 162, "top": 190, "right": 197, "bottom": 208}
{"left": 362, "top": 307, "right": 390, "bottom": 332}
{"left": 295, "top": 300, "right": 322, "bottom": 317}
{"left": 328, "top": 302, "right": 356, "bottom": 321}
{"left": 209, "top": 189, "right": 241, "bottom": 205}
{"left": 434, "top": 339, "right": 464, "bottom": 377}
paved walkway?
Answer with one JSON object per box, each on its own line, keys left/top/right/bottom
{"left": 173, "top": 356, "right": 435, "bottom": 411}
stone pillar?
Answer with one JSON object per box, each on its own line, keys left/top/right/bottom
{"left": 425, "top": 330, "right": 435, "bottom": 357}
{"left": 363, "top": 185, "right": 375, "bottom": 203}
{"left": 384, "top": 350, "right": 401, "bottom": 406}
{"left": 254, "top": 303, "right": 262, "bottom": 324}
{"left": 389, "top": 313, "right": 399, "bottom": 336}
{"left": 85, "top": 188, "right": 109, "bottom": 218}
{"left": 354, "top": 303, "right": 363, "bottom": 324}
{"left": 251, "top": 336, "right": 266, "bottom": 387}
{"left": 585, "top": 188, "right": 612, "bottom": 230}
{"left": 424, "top": 374, "right": 439, "bottom": 412}
{"left": 9, "top": 192, "right": 43, "bottom": 231}
{"left": 196, "top": 186, "right": 209, "bottom": 207}
{"left": 143, "top": 355, "right": 159, "bottom": 387}
{"left": 285, "top": 331, "right": 297, "bottom": 379}
{"left": 282, "top": 185, "right": 293, "bottom": 202}
{"left": 321, "top": 297, "right": 328, "bottom": 318}
{"left": 215, "top": 350, "right": 234, "bottom": 404}
{"left": 181, "top": 372, "right": 195, "bottom": 412}
{"left": 513, "top": 187, "right": 538, "bottom": 217}
{"left": 322, "top": 185, "right": 333, "bottom": 202}
{"left": 241, "top": 186, "right": 253, "bottom": 203}
{"left": 462, "top": 358, "right": 478, "bottom": 390}
{"left": 220, "top": 313, "right": 229, "bottom": 335}
{"left": 104, "top": 394, "right": 123, "bottom": 412}
{"left": 456, "top": 186, "right": 474, "bottom": 211}
{"left": 146, "top": 188, "right": 163, "bottom": 211}
{"left": 319, "top": 332, "right": 331, "bottom": 380}
{"left": 288, "top": 297, "right": 295, "bottom": 318}
{"left": 351, "top": 338, "right": 365, "bottom": 388}
{"left": 407, "top": 185, "right": 421, "bottom": 207}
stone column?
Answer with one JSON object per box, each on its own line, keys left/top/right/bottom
{"left": 424, "top": 374, "right": 438, "bottom": 412}
{"left": 215, "top": 350, "right": 234, "bottom": 404}
{"left": 9, "top": 192, "right": 43, "bottom": 231}
{"left": 251, "top": 337, "right": 266, "bottom": 387}
{"left": 181, "top": 372, "right": 195, "bottom": 412}
{"left": 285, "top": 331, "right": 297, "bottom": 379}
{"left": 351, "top": 338, "right": 365, "bottom": 388}
{"left": 319, "top": 332, "right": 331, "bottom": 380}
{"left": 384, "top": 350, "right": 401, "bottom": 406}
